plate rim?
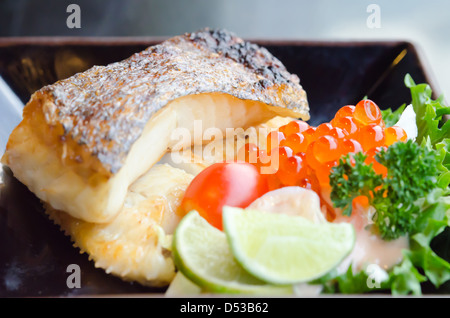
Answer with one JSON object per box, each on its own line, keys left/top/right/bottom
{"left": 0, "top": 36, "right": 442, "bottom": 100}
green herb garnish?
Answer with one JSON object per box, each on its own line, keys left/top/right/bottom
{"left": 330, "top": 140, "right": 438, "bottom": 240}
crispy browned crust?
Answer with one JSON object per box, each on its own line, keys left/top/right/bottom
{"left": 25, "top": 28, "right": 309, "bottom": 174}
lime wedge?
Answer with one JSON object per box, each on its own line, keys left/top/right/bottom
{"left": 172, "top": 210, "right": 293, "bottom": 295}
{"left": 165, "top": 271, "right": 202, "bottom": 296}
{"left": 222, "top": 206, "right": 355, "bottom": 285}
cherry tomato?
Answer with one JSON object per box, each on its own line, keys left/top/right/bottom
{"left": 180, "top": 162, "right": 269, "bottom": 230}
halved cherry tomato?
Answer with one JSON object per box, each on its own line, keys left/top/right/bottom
{"left": 180, "top": 162, "right": 269, "bottom": 230}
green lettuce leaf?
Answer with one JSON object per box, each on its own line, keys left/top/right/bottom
{"left": 389, "top": 77, "right": 450, "bottom": 294}
{"left": 381, "top": 104, "right": 406, "bottom": 127}
{"left": 408, "top": 189, "right": 450, "bottom": 288}
{"left": 390, "top": 252, "right": 427, "bottom": 296}
{"left": 436, "top": 139, "right": 450, "bottom": 189}
{"left": 405, "top": 74, "right": 450, "bottom": 146}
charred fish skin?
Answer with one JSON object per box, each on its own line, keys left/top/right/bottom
{"left": 2, "top": 28, "right": 309, "bottom": 223}
{"left": 32, "top": 28, "right": 309, "bottom": 175}
{"left": 188, "top": 29, "right": 304, "bottom": 100}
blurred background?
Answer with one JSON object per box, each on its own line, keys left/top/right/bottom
{"left": 0, "top": 0, "right": 449, "bottom": 97}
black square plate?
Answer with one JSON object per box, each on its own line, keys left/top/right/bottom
{"left": 0, "top": 38, "right": 445, "bottom": 297}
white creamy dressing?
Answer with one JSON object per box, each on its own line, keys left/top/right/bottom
{"left": 343, "top": 226, "right": 409, "bottom": 273}
{"left": 332, "top": 203, "right": 409, "bottom": 274}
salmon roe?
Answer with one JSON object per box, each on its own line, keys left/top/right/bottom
{"left": 238, "top": 99, "right": 407, "bottom": 220}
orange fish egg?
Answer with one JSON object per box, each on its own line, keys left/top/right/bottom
{"left": 357, "top": 124, "right": 386, "bottom": 151}
{"left": 266, "top": 131, "right": 285, "bottom": 152}
{"left": 301, "top": 126, "right": 318, "bottom": 147}
{"left": 364, "top": 146, "right": 388, "bottom": 176}
{"left": 341, "top": 138, "right": 363, "bottom": 154}
{"left": 266, "top": 173, "right": 283, "bottom": 191}
{"left": 315, "top": 160, "right": 338, "bottom": 186}
{"left": 297, "top": 177, "right": 318, "bottom": 191}
{"left": 270, "top": 146, "right": 293, "bottom": 164}
{"left": 312, "top": 135, "right": 342, "bottom": 164}
{"left": 315, "top": 122, "right": 334, "bottom": 138}
{"left": 353, "top": 99, "right": 383, "bottom": 126}
{"left": 279, "top": 120, "right": 309, "bottom": 137}
{"left": 299, "top": 167, "right": 321, "bottom": 193}
{"left": 277, "top": 155, "right": 306, "bottom": 186}
{"left": 332, "top": 116, "right": 360, "bottom": 135}
{"left": 332, "top": 105, "right": 355, "bottom": 122}
{"left": 305, "top": 142, "right": 323, "bottom": 170}
{"left": 384, "top": 126, "right": 407, "bottom": 146}
{"left": 280, "top": 132, "right": 308, "bottom": 154}
{"left": 328, "top": 126, "right": 348, "bottom": 139}
{"left": 264, "top": 146, "right": 292, "bottom": 174}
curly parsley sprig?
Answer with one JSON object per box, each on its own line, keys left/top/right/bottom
{"left": 329, "top": 140, "right": 438, "bottom": 241}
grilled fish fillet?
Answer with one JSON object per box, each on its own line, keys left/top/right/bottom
{"left": 44, "top": 116, "right": 290, "bottom": 287}
{"left": 45, "top": 163, "right": 194, "bottom": 287}
{"left": 2, "top": 28, "right": 309, "bottom": 223}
